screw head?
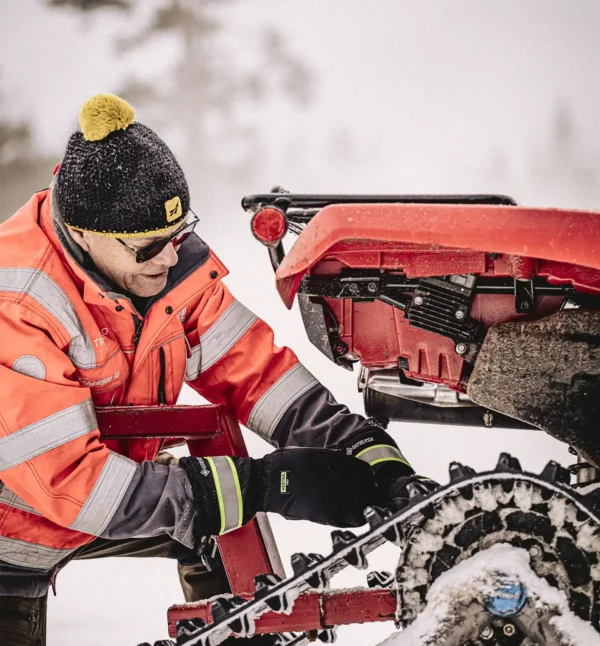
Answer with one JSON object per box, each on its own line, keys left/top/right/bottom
{"left": 520, "top": 301, "right": 531, "bottom": 310}
{"left": 367, "top": 282, "right": 377, "bottom": 293}
{"left": 503, "top": 623, "right": 516, "bottom": 636}
{"left": 480, "top": 626, "right": 493, "bottom": 640}
{"left": 414, "top": 295, "right": 424, "bottom": 306}
{"left": 349, "top": 283, "right": 359, "bottom": 294}
{"left": 455, "top": 310, "right": 465, "bottom": 320}
{"left": 529, "top": 545, "right": 542, "bottom": 559}
{"left": 455, "top": 343, "right": 467, "bottom": 355}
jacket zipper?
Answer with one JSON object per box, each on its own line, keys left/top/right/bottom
{"left": 132, "top": 314, "right": 143, "bottom": 347}
{"left": 158, "top": 347, "right": 166, "bottom": 405}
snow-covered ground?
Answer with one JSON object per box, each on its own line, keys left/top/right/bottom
{"left": 380, "top": 544, "right": 600, "bottom": 646}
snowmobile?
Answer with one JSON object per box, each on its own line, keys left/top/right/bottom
{"left": 134, "top": 190, "right": 600, "bottom": 646}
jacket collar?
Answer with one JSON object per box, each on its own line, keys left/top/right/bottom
{"left": 40, "top": 187, "right": 226, "bottom": 314}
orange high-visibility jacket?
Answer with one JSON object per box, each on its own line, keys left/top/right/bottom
{"left": 0, "top": 189, "right": 393, "bottom": 597}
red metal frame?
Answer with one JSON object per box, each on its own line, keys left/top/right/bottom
{"left": 98, "top": 405, "right": 393, "bottom": 637}
{"left": 168, "top": 588, "right": 396, "bottom": 636}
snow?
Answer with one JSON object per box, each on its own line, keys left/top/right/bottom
{"left": 379, "top": 544, "right": 600, "bottom": 646}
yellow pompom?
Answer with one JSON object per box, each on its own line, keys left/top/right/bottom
{"left": 79, "top": 93, "right": 135, "bottom": 142}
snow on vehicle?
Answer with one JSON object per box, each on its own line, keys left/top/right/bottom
{"left": 137, "top": 191, "right": 600, "bottom": 645}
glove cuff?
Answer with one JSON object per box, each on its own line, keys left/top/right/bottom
{"left": 341, "top": 422, "right": 413, "bottom": 471}
{"left": 179, "top": 456, "right": 222, "bottom": 537}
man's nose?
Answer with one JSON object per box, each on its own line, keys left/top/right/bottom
{"left": 151, "top": 241, "right": 179, "bottom": 268}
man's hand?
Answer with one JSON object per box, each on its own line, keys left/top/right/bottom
{"left": 340, "top": 422, "right": 438, "bottom": 511}
{"left": 381, "top": 472, "right": 439, "bottom": 510}
{"left": 179, "top": 448, "right": 378, "bottom": 538}
{"left": 259, "top": 448, "right": 378, "bottom": 527}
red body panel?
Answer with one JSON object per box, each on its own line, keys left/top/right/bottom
{"left": 273, "top": 204, "right": 600, "bottom": 389}
{"left": 276, "top": 203, "right": 600, "bottom": 307}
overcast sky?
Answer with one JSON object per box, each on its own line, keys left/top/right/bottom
{"left": 1, "top": 2, "right": 598, "bottom": 644}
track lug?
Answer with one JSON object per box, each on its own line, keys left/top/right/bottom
{"left": 331, "top": 529, "right": 357, "bottom": 552}
{"left": 265, "top": 589, "right": 296, "bottom": 614}
{"left": 449, "top": 461, "right": 476, "bottom": 481}
{"left": 291, "top": 552, "right": 324, "bottom": 576}
{"left": 254, "top": 573, "right": 283, "bottom": 599}
{"left": 210, "top": 596, "right": 245, "bottom": 624}
{"left": 406, "top": 480, "right": 430, "bottom": 499}
{"left": 364, "top": 505, "right": 388, "bottom": 531}
{"left": 210, "top": 595, "right": 255, "bottom": 637}
{"left": 331, "top": 530, "right": 368, "bottom": 568}
{"left": 496, "top": 453, "right": 522, "bottom": 472}
{"left": 318, "top": 627, "right": 337, "bottom": 642}
{"left": 540, "top": 460, "right": 570, "bottom": 484}
{"left": 367, "top": 570, "right": 393, "bottom": 588}
{"left": 291, "top": 552, "right": 330, "bottom": 590}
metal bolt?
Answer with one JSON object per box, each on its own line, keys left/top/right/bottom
{"left": 529, "top": 545, "right": 542, "bottom": 559}
{"left": 520, "top": 301, "right": 531, "bottom": 310}
{"left": 480, "top": 626, "right": 493, "bottom": 640}
{"left": 455, "top": 343, "right": 467, "bottom": 355}
{"left": 349, "top": 283, "right": 359, "bottom": 294}
{"left": 414, "top": 296, "right": 424, "bottom": 306}
{"left": 503, "top": 623, "right": 516, "bottom": 637}
{"left": 367, "top": 282, "right": 377, "bottom": 293}
{"left": 455, "top": 310, "right": 465, "bottom": 320}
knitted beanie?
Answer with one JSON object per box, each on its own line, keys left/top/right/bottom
{"left": 55, "top": 93, "right": 189, "bottom": 238}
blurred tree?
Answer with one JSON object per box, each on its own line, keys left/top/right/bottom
{"left": 528, "top": 102, "right": 600, "bottom": 208}
{"left": 48, "top": 0, "right": 315, "bottom": 211}
{"left": 46, "top": 0, "right": 131, "bottom": 11}
{"left": 115, "top": 0, "right": 314, "bottom": 206}
{"left": 0, "top": 84, "right": 55, "bottom": 222}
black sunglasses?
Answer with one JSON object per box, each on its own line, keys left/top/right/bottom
{"left": 117, "top": 213, "right": 199, "bottom": 263}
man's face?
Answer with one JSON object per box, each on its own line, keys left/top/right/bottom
{"left": 68, "top": 227, "right": 180, "bottom": 297}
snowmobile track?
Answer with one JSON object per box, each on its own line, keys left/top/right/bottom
{"left": 172, "top": 455, "right": 600, "bottom": 646}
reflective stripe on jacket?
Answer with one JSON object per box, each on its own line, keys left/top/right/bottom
{"left": 0, "top": 190, "right": 371, "bottom": 587}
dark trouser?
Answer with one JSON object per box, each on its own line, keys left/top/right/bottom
{"left": 0, "top": 534, "right": 229, "bottom": 646}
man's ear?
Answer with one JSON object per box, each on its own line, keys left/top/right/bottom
{"left": 67, "top": 227, "right": 91, "bottom": 253}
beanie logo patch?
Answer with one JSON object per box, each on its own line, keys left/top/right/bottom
{"left": 165, "top": 196, "right": 182, "bottom": 223}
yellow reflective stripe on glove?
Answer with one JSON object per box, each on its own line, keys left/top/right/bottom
{"left": 206, "top": 456, "right": 244, "bottom": 534}
{"left": 355, "top": 443, "right": 412, "bottom": 468}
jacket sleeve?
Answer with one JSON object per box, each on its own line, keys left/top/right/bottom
{"left": 184, "top": 281, "right": 411, "bottom": 468}
{"left": 0, "top": 303, "right": 195, "bottom": 547}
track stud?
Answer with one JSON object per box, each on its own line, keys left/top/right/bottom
{"left": 540, "top": 460, "right": 571, "bottom": 484}
{"left": 254, "top": 573, "right": 283, "bottom": 599}
{"left": 364, "top": 505, "right": 388, "bottom": 531}
{"left": 406, "top": 480, "right": 431, "bottom": 499}
{"left": 291, "top": 552, "right": 324, "bottom": 576}
{"left": 331, "top": 530, "right": 368, "bottom": 568}
{"left": 318, "top": 627, "right": 337, "bottom": 643}
{"left": 496, "top": 453, "right": 522, "bottom": 472}
{"left": 209, "top": 596, "right": 245, "bottom": 624}
{"left": 449, "top": 461, "right": 476, "bottom": 481}
{"left": 367, "top": 571, "right": 393, "bottom": 588}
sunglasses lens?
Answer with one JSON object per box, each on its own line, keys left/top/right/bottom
{"left": 134, "top": 217, "right": 197, "bottom": 263}
{"left": 137, "top": 239, "right": 169, "bottom": 263}
{"left": 172, "top": 230, "right": 192, "bottom": 247}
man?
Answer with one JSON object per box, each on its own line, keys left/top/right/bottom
{"left": 0, "top": 94, "right": 432, "bottom": 645}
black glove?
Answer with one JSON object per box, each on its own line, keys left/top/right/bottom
{"left": 340, "top": 421, "right": 438, "bottom": 510}
{"left": 179, "top": 448, "right": 378, "bottom": 538}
